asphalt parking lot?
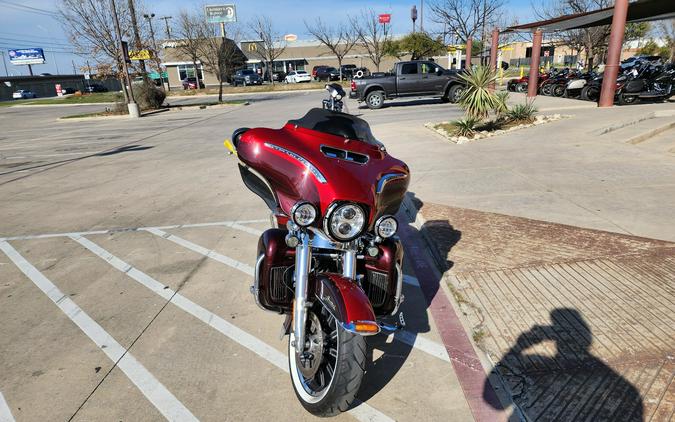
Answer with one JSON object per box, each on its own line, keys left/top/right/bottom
{"left": 0, "top": 93, "right": 473, "bottom": 421}
{"left": 1, "top": 90, "right": 673, "bottom": 421}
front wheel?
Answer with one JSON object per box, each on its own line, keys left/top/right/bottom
{"left": 618, "top": 92, "right": 640, "bottom": 105}
{"left": 288, "top": 304, "right": 366, "bottom": 416}
{"left": 581, "top": 85, "right": 599, "bottom": 102}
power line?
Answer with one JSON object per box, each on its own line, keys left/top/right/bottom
{"left": 0, "top": 31, "right": 69, "bottom": 41}
{"left": 0, "top": 0, "right": 59, "bottom": 16}
{"left": 0, "top": 37, "right": 74, "bottom": 47}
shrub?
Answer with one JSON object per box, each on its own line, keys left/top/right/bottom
{"left": 131, "top": 81, "right": 166, "bottom": 110}
{"left": 495, "top": 91, "right": 509, "bottom": 116}
{"left": 451, "top": 117, "right": 479, "bottom": 137}
{"left": 458, "top": 65, "right": 499, "bottom": 119}
{"left": 506, "top": 101, "right": 538, "bottom": 123}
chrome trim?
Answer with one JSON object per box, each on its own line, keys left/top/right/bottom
{"left": 376, "top": 173, "right": 407, "bottom": 194}
{"left": 251, "top": 254, "right": 275, "bottom": 312}
{"left": 342, "top": 250, "right": 357, "bottom": 280}
{"left": 264, "top": 142, "right": 327, "bottom": 184}
{"left": 290, "top": 201, "right": 317, "bottom": 227}
{"left": 374, "top": 215, "right": 398, "bottom": 238}
{"left": 293, "top": 232, "right": 312, "bottom": 354}
{"left": 319, "top": 144, "right": 370, "bottom": 165}
{"left": 308, "top": 227, "right": 349, "bottom": 251}
{"left": 391, "top": 263, "right": 404, "bottom": 315}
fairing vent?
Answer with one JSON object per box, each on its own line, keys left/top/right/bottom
{"left": 270, "top": 266, "right": 292, "bottom": 302}
{"left": 320, "top": 145, "right": 369, "bottom": 164}
{"left": 364, "top": 270, "right": 388, "bottom": 307}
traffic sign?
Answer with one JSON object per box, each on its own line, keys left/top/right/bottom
{"left": 205, "top": 4, "right": 236, "bottom": 23}
{"left": 379, "top": 14, "right": 391, "bottom": 24}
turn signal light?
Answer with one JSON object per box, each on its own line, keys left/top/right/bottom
{"left": 353, "top": 321, "right": 380, "bottom": 334}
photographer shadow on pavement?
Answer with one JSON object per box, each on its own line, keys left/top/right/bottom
{"left": 357, "top": 192, "right": 462, "bottom": 403}
{"left": 486, "top": 308, "right": 643, "bottom": 421}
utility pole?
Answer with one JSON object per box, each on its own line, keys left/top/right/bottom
{"left": 160, "top": 16, "right": 173, "bottom": 39}
{"left": 411, "top": 5, "right": 417, "bottom": 33}
{"left": 144, "top": 13, "right": 166, "bottom": 91}
{"left": 420, "top": 0, "right": 424, "bottom": 32}
{"left": 127, "top": 0, "right": 147, "bottom": 76}
{"left": 110, "top": 0, "right": 140, "bottom": 118}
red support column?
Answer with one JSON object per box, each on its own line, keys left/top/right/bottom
{"left": 465, "top": 38, "right": 473, "bottom": 70}
{"left": 527, "top": 29, "right": 543, "bottom": 98}
{"left": 599, "top": 0, "right": 629, "bottom": 107}
{"left": 489, "top": 28, "right": 499, "bottom": 89}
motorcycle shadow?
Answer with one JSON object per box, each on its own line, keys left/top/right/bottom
{"left": 357, "top": 192, "right": 461, "bottom": 402}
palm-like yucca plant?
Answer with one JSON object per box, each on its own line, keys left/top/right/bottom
{"left": 458, "top": 66, "right": 499, "bottom": 120}
{"left": 495, "top": 91, "right": 509, "bottom": 116}
{"left": 450, "top": 117, "right": 479, "bottom": 137}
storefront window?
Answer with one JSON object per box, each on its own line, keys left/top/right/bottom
{"left": 178, "top": 64, "right": 204, "bottom": 80}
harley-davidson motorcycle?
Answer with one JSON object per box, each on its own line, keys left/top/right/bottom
{"left": 229, "top": 83, "right": 410, "bottom": 416}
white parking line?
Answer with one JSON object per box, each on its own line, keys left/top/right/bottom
{"left": 144, "top": 228, "right": 450, "bottom": 363}
{"left": 0, "top": 219, "right": 268, "bottom": 241}
{"left": 69, "top": 235, "right": 393, "bottom": 422}
{"left": 0, "top": 392, "right": 15, "bottom": 422}
{"left": 0, "top": 241, "right": 198, "bottom": 422}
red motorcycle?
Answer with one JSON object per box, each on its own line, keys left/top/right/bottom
{"left": 231, "top": 84, "right": 409, "bottom": 415}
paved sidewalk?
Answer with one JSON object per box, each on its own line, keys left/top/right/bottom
{"left": 413, "top": 200, "right": 675, "bottom": 421}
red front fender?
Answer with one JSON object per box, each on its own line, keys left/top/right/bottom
{"left": 315, "top": 273, "right": 378, "bottom": 335}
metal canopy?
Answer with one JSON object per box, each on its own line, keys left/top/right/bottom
{"left": 504, "top": 0, "right": 675, "bottom": 33}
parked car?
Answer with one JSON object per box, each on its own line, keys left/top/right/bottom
{"left": 84, "top": 84, "right": 108, "bottom": 93}
{"left": 285, "top": 70, "right": 312, "bottom": 83}
{"left": 12, "top": 90, "right": 36, "bottom": 99}
{"left": 61, "top": 87, "right": 77, "bottom": 94}
{"left": 181, "top": 77, "right": 205, "bottom": 90}
{"left": 340, "top": 64, "right": 357, "bottom": 79}
{"left": 349, "top": 60, "right": 466, "bottom": 109}
{"left": 311, "top": 65, "right": 326, "bottom": 79}
{"left": 315, "top": 66, "right": 340, "bottom": 81}
{"left": 232, "top": 69, "right": 263, "bottom": 86}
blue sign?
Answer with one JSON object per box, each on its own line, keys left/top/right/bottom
{"left": 8, "top": 48, "right": 45, "bottom": 65}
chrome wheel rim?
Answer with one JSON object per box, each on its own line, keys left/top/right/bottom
{"left": 369, "top": 94, "right": 381, "bottom": 107}
{"left": 453, "top": 88, "right": 464, "bottom": 102}
{"left": 290, "top": 306, "right": 339, "bottom": 402}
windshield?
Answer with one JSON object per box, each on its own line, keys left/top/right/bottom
{"left": 241, "top": 70, "right": 255, "bottom": 75}
{"left": 297, "top": 71, "right": 307, "bottom": 74}
{"left": 326, "top": 67, "right": 337, "bottom": 72}
{"left": 288, "top": 108, "right": 382, "bottom": 146}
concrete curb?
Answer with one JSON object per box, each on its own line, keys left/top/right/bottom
{"left": 627, "top": 119, "right": 675, "bottom": 145}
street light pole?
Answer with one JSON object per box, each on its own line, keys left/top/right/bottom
{"left": 144, "top": 13, "right": 166, "bottom": 91}
{"left": 110, "top": 0, "right": 140, "bottom": 118}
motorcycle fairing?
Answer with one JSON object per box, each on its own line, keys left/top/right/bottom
{"left": 316, "top": 273, "right": 378, "bottom": 333}
{"left": 236, "top": 108, "right": 410, "bottom": 228}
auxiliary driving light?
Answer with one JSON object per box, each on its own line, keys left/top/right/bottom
{"left": 375, "top": 215, "right": 398, "bottom": 238}
{"left": 291, "top": 202, "right": 317, "bottom": 227}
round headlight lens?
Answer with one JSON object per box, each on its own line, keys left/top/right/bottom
{"left": 291, "top": 202, "right": 317, "bottom": 227}
{"left": 375, "top": 216, "right": 397, "bottom": 238}
{"left": 327, "top": 203, "right": 366, "bottom": 241}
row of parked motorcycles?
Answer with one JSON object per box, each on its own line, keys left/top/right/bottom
{"left": 507, "top": 57, "right": 675, "bottom": 105}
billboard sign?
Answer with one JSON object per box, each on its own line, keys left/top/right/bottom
{"left": 129, "top": 49, "right": 153, "bottom": 60}
{"left": 378, "top": 14, "right": 391, "bottom": 24}
{"left": 8, "top": 48, "right": 45, "bottom": 65}
{"left": 205, "top": 4, "right": 236, "bottom": 23}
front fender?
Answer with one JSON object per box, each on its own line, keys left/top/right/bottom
{"left": 315, "top": 273, "right": 379, "bottom": 335}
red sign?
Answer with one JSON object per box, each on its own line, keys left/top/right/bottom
{"left": 55, "top": 84, "right": 63, "bottom": 97}
{"left": 543, "top": 50, "right": 550, "bottom": 57}
{"left": 379, "top": 14, "right": 391, "bottom": 24}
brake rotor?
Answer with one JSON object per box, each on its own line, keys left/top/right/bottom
{"left": 296, "top": 312, "right": 325, "bottom": 379}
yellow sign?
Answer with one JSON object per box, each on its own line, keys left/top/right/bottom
{"left": 499, "top": 47, "right": 513, "bottom": 51}
{"left": 247, "top": 43, "right": 257, "bottom": 52}
{"left": 129, "top": 49, "right": 153, "bottom": 60}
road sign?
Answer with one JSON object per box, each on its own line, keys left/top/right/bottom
{"left": 129, "top": 49, "right": 153, "bottom": 60}
{"left": 205, "top": 4, "right": 236, "bottom": 23}
{"left": 148, "top": 71, "right": 168, "bottom": 79}
{"left": 284, "top": 34, "right": 297, "bottom": 42}
{"left": 379, "top": 14, "right": 391, "bottom": 24}
{"left": 8, "top": 48, "right": 45, "bottom": 65}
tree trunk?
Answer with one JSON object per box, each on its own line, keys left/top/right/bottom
{"left": 338, "top": 57, "right": 343, "bottom": 81}
{"left": 193, "top": 60, "right": 201, "bottom": 90}
{"left": 585, "top": 44, "right": 594, "bottom": 72}
{"left": 269, "top": 60, "right": 274, "bottom": 85}
{"left": 218, "top": 78, "right": 223, "bottom": 102}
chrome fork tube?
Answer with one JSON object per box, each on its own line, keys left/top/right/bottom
{"left": 293, "top": 231, "right": 312, "bottom": 354}
{"left": 342, "top": 249, "right": 356, "bottom": 280}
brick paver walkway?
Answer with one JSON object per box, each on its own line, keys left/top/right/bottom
{"left": 416, "top": 201, "right": 675, "bottom": 421}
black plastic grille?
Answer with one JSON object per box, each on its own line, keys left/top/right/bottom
{"left": 365, "top": 270, "right": 388, "bottom": 307}
{"left": 270, "top": 266, "right": 291, "bottom": 302}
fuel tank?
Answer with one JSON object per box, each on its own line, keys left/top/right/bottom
{"left": 236, "top": 108, "right": 410, "bottom": 227}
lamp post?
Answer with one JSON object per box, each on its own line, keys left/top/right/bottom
{"left": 143, "top": 13, "right": 166, "bottom": 90}
{"left": 110, "top": 0, "right": 140, "bottom": 118}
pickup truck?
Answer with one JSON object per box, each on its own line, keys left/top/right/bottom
{"left": 349, "top": 60, "right": 465, "bottom": 109}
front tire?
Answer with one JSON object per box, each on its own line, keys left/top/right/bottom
{"left": 288, "top": 305, "right": 366, "bottom": 416}
{"left": 581, "top": 85, "right": 599, "bottom": 102}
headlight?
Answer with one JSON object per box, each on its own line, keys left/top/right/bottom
{"left": 291, "top": 201, "right": 317, "bottom": 227}
{"left": 375, "top": 215, "right": 397, "bottom": 238}
{"left": 325, "top": 203, "right": 366, "bottom": 242}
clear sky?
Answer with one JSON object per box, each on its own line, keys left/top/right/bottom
{"left": 0, "top": 0, "right": 536, "bottom": 76}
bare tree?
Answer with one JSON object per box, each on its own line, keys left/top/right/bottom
{"left": 350, "top": 10, "right": 390, "bottom": 72}
{"left": 197, "top": 24, "right": 247, "bottom": 101}
{"left": 430, "top": 0, "right": 504, "bottom": 54}
{"left": 250, "top": 15, "right": 287, "bottom": 84}
{"left": 305, "top": 18, "right": 359, "bottom": 80}
{"left": 175, "top": 10, "right": 204, "bottom": 89}
{"left": 656, "top": 19, "right": 675, "bottom": 62}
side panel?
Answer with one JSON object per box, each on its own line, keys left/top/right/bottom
{"left": 358, "top": 238, "right": 404, "bottom": 316}
{"left": 255, "top": 229, "right": 295, "bottom": 313}
{"left": 316, "top": 273, "right": 376, "bottom": 325}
